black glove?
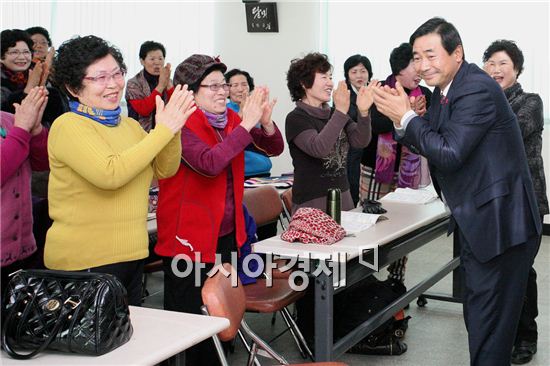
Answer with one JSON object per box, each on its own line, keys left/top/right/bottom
{"left": 361, "top": 199, "right": 387, "bottom": 214}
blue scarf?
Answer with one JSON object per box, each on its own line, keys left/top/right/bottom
{"left": 69, "top": 101, "right": 121, "bottom": 127}
{"left": 201, "top": 108, "right": 228, "bottom": 129}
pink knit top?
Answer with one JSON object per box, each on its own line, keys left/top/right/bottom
{"left": 1, "top": 111, "right": 49, "bottom": 267}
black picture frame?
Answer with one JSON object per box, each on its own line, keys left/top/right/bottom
{"left": 245, "top": 2, "right": 279, "bottom": 33}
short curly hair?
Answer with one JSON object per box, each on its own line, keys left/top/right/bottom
{"left": 225, "top": 69, "right": 255, "bottom": 91}
{"left": 1, "top": 29, "right": 34, "bottom": 60}
{"left": 286, "top": 53, "right": 332, "bottom": 102}
{"left": 25, "top": 26, "right": 52, "bottom": 46}
{"left": 483, "top": 39, "right": 524, "bottom": 78}
{"left": 139, "top": 41, "right": 166, "bottom": 60}
{"left": 53, "top": 35, "right": 127, "bottom": 99}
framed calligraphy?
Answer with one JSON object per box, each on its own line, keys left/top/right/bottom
{"left": 245, "top": 2, "right": 279, "bottom": 33}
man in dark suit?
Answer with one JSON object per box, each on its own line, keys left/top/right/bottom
{"left": 372, "top": 17, "right": 541, "bottom": 366}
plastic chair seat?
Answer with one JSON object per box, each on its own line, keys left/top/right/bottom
{"left": 244, "top": 278, "right": 305, "bottom": 313}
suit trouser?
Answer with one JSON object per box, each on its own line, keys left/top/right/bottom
{"left": 459, "top": 229, "right": 538, "bottom": 366}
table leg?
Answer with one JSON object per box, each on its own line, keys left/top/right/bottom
{"left": 314, "top": 270, "right": 334, "bottom": 361}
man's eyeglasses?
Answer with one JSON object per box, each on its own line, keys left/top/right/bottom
{"left": 6, "top": 50, "right": 32, "bottom": 58}
{"left": 200, "top": 83, "right": 230, "bottom": 92}
{"left": 33, "top": 41, "right": 49, "bottom": 47}
{"left": 83, "top": 70, "right": 126, "bottom": 86}
{"left": 230, "top": 82, "right": 249, "bottom": 89}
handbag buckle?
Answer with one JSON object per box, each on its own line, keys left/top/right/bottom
{"left": 64, "top": 297, "right": 81, "bottom": 309}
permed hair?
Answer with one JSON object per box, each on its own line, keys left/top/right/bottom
{"left": 409, "top": 17, "right": 465, "bottom": 60}
{"left": 343, "top": 54, "right": 373, "bottom": 84}
{"left": 482, "top": 39, "right": 524, "bottom": 77}
{"left": 225, "top": 68, "right": 255, "bottom": 91}
{"left": 390, "top": 43, "right": 414, "bottom": 75}
{"left": 139, "top": 41, "right": 166, "bottom": 60}
{"left": 286, "top": 53, "right": 332, "bottom": 102}
{"left": 53, "top": 35, "right": 126, "bottom": 100}
{"left": 1, "top": 29, "right": 34, "bottom": 59}
{"left": 25, "top": 26, "right": 52, "bottom": 46}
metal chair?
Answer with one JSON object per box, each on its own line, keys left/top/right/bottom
{"left": 242, "top": 186, "right": 313, "bottom": 360}
{"left": 201, "top": 263, "right": 348, "bottom": 366}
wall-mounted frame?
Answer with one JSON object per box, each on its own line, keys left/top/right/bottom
{"left": 245, "top": 2, "right": 278, "bottom": 33}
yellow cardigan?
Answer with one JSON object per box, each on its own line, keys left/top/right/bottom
{"left": 45, "top": 113, "right": 181, "bottom": 270}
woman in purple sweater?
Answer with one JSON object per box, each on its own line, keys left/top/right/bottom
{"left": 1, "top": 86, "right": 49, "bottom": 291}
{"left": 285, "top": 53, "right": 376, "bottom": 213}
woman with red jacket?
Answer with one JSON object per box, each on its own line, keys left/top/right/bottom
{"left": 155, "top": 54, "right": 284, "bottom": 365}
{"left": 125, "top": 41, "right": 174, "bottom": 132}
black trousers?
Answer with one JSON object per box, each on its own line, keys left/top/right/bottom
{"left": 459, "top": 228, "right": 537, "bottom": 366}
{"left": 347, "top": 146, "right": 363, "bottom": 207}
{"left": 163, "top": 233, "right": 237, "bottom": 366}
{"left": 86, "top": 259, "right": 144, "bottom": 307}
{"left": 514, "top": 216, "right": 544, "bottom": 345}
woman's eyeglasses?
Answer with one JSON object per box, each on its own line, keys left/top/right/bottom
{"left": 5, "top": 50, "right": 32, "bottom": 58}
{"left": 199, "top": 83, "right": 230, "bottom": 92}
{"left": 83, "top": 70, "right": 126, "bottom": 86}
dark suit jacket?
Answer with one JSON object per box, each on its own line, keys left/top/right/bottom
{"left": 397, "top": 61, "right": 541, "bottom": 263}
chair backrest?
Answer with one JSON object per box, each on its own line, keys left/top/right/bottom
{"left": 280, "top": 188, "right": 293, "bottom": 217}
{"left": 201, "top": 264, "right": 245, "bottom": 341}
{"left": 243, "top": 186, "right": 283, "bottom": 227}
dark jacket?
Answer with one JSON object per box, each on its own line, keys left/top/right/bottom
{"left": 398, "top": 62, "right": 541, "bottom": 263}
{"left": 504, "top": 83, "right": 548, "bottom": 216}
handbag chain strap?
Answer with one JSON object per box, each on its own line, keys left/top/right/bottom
{"left": 1, "top": 293, "right": 81, "bottom": 359}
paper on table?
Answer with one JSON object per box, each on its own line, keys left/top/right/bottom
{"left": 341, "top": 211, "right": 387, "bottom": 234}
{"left": 379, "top": 187, "right": 438, "bottom": 204}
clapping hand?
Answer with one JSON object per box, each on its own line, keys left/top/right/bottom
{"left": 157, "top": 63, "right": 172, "bottom": 93}
{"left": 372, "top": 81, "right": 411, "bottom": 127}
{"left": 332, "top": 81, "right": 350, "bottom": 115}
{"left": 24, "top": 62, "right": 45, "bottom": 93}
{"left": 154, "top": 84, "right": 196, "bottom": 134}
{"left": 356, "top": 79, "right": 380, "bottom": 117}
{"left": 411, "top": 95, "right": 427, "bottom": 116}
{"left": 13, "top": 86, "right": 48, "bottom": 135}
{"left": 240, "top": 88, "right": 266, "bottom": 131}
{"left": 258, "top": 86, "right": 277, "bottom": 135}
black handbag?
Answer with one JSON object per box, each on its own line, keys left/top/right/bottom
{"left": 1, "top": 269, "right": 133, "bottom": 359}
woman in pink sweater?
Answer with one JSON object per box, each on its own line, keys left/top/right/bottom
{"left": 1, "top": 86, "right": 49, "bottom": 292}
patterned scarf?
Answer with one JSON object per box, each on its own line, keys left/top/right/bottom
{"left": 69, "top": 101, "right": 121, "bottom": 127}
{"left": 202, "top": 109, "right": 228, "bottom": 129}
{"left": 375, "top": 74, "right": 428, "bottom": 188}
{"left": 1, "top": 65, "right": 28, "bottom": 90}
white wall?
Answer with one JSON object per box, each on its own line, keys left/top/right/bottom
{"left": 1, "top": 2, "right": 216, "bottom": 81}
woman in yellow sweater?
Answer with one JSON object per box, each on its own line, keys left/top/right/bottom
{"left": 45, "top": 35, "right": 195, "bottom": 305}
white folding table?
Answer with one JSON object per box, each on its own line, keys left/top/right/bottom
{"left": 253, "top": 200, "right": 460, "bottom": 361}
{"left": 1, "top": 306, "right": 229, "bottom": 365}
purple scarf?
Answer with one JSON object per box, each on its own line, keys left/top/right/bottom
{"left": 375, "top": 75, "right": 427, "bottom": 188}
{"left": 202, "top": 109, "right": 228, "bottom": 129}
